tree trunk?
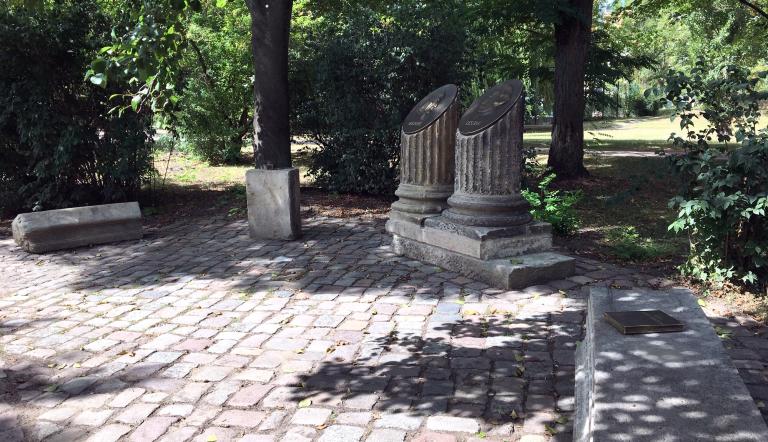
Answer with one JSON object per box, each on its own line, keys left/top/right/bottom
{"left": 246, "top": 0, "right": 293, "bottom": 169}
{"left": 547, "top": 0, "right": 593, "bottom": 179}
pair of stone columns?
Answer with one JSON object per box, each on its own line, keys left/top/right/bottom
{"left": 391, "top": 80, "right": 531, "bottom": 229}
{"left": 386, "top": 80, "right": 574, "bottom": 289}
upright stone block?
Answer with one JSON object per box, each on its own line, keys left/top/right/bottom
{"left": 12, "top": 202, "right": 142, "bottom": 253}
{"left": 389, "top": 84, "right": 459, "bottom": 224}
{"left": 246, "top": 168, "right": 301, "bottom": 240}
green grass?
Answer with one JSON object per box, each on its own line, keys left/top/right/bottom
{"left": 553, "top": 154, "right": 688, "bottom": 268}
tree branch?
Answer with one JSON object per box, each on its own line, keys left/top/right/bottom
{"left": 188, "top": 39, "right": 216, "bottom": 91}
{"left": 737, "top": 0, "right": 768, "bottom": 21}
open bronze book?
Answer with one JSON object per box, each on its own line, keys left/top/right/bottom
{"left": 604, "top": 310, "right": 684, "bottom": 335}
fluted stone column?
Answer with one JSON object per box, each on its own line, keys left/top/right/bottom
{"left": 442, "top": 79, "right": 531, "bottom": 227}
{"left": 390, "top": 84, "right": 459, "bottom": 224}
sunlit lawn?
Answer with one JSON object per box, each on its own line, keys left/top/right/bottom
{"left": 525, "top": 114, "right": 682, "bottom": 150}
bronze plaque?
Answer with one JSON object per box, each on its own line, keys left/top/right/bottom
{"left": 604, "top": 310, "right": 684, "bottom": 335}
{"left": 459, "top": 79, "right": 523, "bottom": 136}
{"left": 402, "top": 84, "right": 459, "bottom": 135}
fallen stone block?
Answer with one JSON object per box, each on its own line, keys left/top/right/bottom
{"left": 12, "top": 202, "right": 142, "bottom": 253}
{"left": 576, "top": 287, "right": 768, "bottom": 441}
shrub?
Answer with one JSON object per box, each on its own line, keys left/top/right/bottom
{"left": 174, "top": 4, "right": 253, "bottom": 165}
{"left": 0, "top": 2, "right": 153, "bottom": 216}
{"left": 661, "top": 59, "right": 768, "bottom": 289}
{"left": 522, "top": 173, "right": 582, "bottom": 236}
{"left": 290, "top": 1, "right": 469, "bottom": 194}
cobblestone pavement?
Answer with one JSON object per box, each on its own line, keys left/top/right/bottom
{"left": 1, "top": 215, "right": 767, "bottom": 442}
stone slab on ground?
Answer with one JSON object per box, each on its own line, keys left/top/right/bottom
{"left": 245, "top": 168, "right": 301, "bottom": 240}
{"left": 11, "top": 202, "right": 142, "bottom": 253}
{"left": 575, "top": 287, "right": 768, "bottom": 442}
{"left": 391, "top": 233, "right": 574, "bottom": 289}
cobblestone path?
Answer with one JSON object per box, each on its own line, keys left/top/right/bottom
{"left": 1, "top": 216, "right": 766, "bottom": 442}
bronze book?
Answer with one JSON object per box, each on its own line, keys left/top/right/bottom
{"left": 603, "top": 310, "right": 684, "bottom": 335}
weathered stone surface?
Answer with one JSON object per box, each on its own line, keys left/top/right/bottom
{"left": 387, "top": 217, "right": 551, "bottom": 260}
{"left": 443, "top": 80, "right": 530, "bottom": 228}
{"left": 11, "top": 202, "right": 141, "bottom": 253}
{"left": 576, "top": 287, "right": 768, "bottom": 442}
{"left": 246, "top": 168, "right": 301, "bottom": 240}
{"left": 390, "top": 85, "right": 459, "bottom": 225}
{"left": 392, "top": 234, "right": 574, "bottom": 290}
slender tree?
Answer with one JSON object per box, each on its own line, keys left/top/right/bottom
{"left": 547, "top": 0, "right": 594, "bottom": 179}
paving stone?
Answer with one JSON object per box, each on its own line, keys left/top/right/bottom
{"left": 214, "top": 410, "right": 266, "bottom": 428}
{"left": 318, "top": 425, "right": 366, "bottom": 442}
{"left": 280, "top": 426, "right": 316, "bottom": 442}
{"left": 290, "top": 407, "right": 333, "bottom": 426}
{"left": 425, "top": 416, "right": 479, "bottom": 433}
{"left": 190, "top": 365, "right": 235, "bottom": 382}
{"left": 115, "top": 403, "right": 159, "bottom": 424}
{"left": 411, "top": 432, "right": 457, "bottom": 442}
{"left": 366, "top": 429, "right": 406, "bottom": 442}
{"left": 128, "top": 416, "right": 177, "bottom": 442}
{"left": 259, "top": 410, "right": 288, "bottom": 431}
{"left": 72, "top": 409, "right": 113, "bottom": 426}
{"left": 374, "top": 413, "right": 422, "bottom": 430}
{"left": 86, "top": 424, "right": 132, "bottom": 442}
{"left": 228, "top": 384, "right": 273, "bottom": 407}
{"left": 39, "top": 407, "right": 77, "bottom": 422}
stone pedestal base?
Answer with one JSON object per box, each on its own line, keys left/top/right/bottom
{"left": 246, "top": 168, "right": 301, "bottom": 240}
{"left": 386, "top": 217, "right": 574, "bottom": 289}
{"left": 389, "top": 183, "right": 453, "bottom": 225}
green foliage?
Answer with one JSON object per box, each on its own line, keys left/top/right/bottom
{"left": 86, "top": 0, "right": 202, "bottom": 116}
{"left": 522, "top": 173, "right": 582, "bottom": 236}
{"left": 175, "top": 3, "right": 253, "bottom": 164}
{"left": 291, "top": 1, "right": 469, "bottom": 194}
{"left": 661, "top": 58, "right": 768, "bottom": 288}
{"left": 605, "top": 226, "right": 676, "bottom": 262}
{"left": 0, "top": 1, "right": 153, "bottom": 216}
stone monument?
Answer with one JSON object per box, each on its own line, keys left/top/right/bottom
{"left": 387, "top": 80, "right": 575, "bottom": 289}
{"left": 390, "top": 84, "right": 459, "bottom": 224}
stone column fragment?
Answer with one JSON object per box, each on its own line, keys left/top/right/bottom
{"left": 442, "top": 79, "right": 531, "bottom": 227}
{"left": 390, "top": 84, "right": 459, "bottom": 224}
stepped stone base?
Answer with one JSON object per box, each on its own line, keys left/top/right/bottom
{"left": 392, "top": 217, "right": 553, "bottom": 260}
{"left": 576, "top": 287, "right": 768, "bottom": 442}
{"left": 12, "top": 202, "right": 142, "bottom": 253}
{"left": 388, "top": 217, "right": 574, "bottom": 289}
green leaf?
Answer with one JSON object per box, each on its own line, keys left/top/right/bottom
{"left": 89, "top": 73, "right": 107, "bottom": 88}
{"left": 298, "top": 398, "right": 312, "bottom": 408}
{"left": 216, "top": 0, "right": 228, "bottom": 7}
{"left": 130, "top": 95, "right": 141, "bottom": 111}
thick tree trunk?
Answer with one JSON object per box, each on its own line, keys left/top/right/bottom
{"left": 547, "top": 0, "right": 593, "bottom": 179}
{"left": 246, "top": 0, "right": 293, "bottom": 169}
